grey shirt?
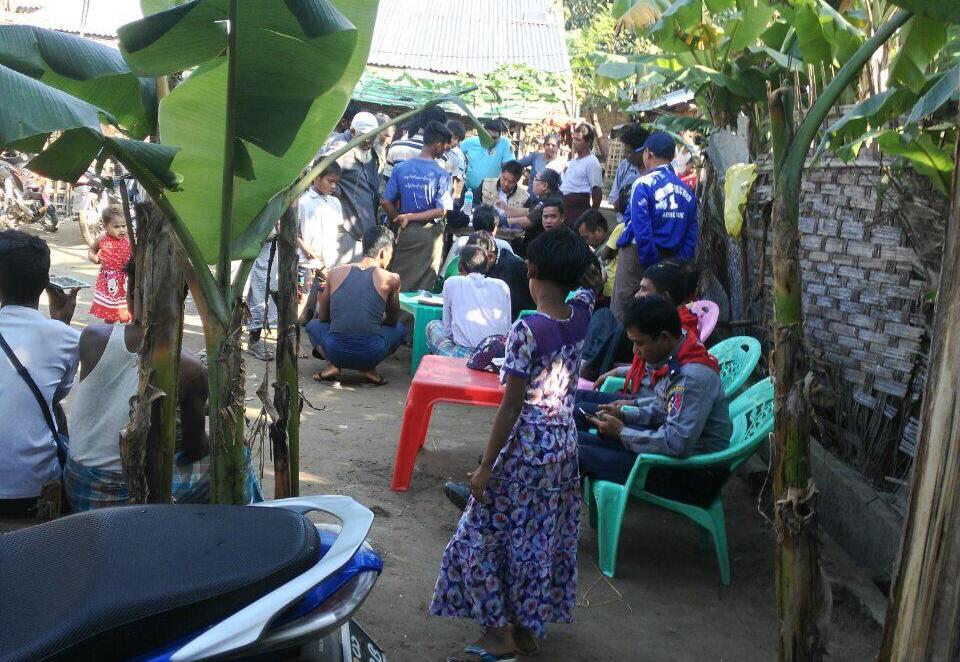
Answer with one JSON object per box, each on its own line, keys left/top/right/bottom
{"left": 619, "top": 351, "right": 731, "bottom": 457}
{"left": 336, "top": 146, "right": 380, "bottom": 243}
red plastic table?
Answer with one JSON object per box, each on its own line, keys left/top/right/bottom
{"left": 391, "top": 355, "right": 504, "bottom": 492}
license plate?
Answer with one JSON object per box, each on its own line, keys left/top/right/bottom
{"left": 341, "top": 619, "right": 386, "bottom": 662}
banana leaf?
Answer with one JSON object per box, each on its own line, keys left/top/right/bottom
{"left": 888, "top": 0, "right": 960, "bottom": 23}
{"left": 613, "top": 0, "right": 674, "bottom": 32}
{"left": 0, "top": 25, "right": 156, "bottom": 138}
{"left": 813, "top": 87, "right": 916, "bottom": 160}
{"left": 906, "top": 63, "right": 960, "bottom": 125}
{"left": 876, "top": 130, "right": 954, "bottom": 195}
{"left": 117, "top": 0, "right": 376, "bottom": 262}
{"left": 792, "top": 0, "right": 863, "bottom": 67}
{"left": 890, "top": 15, "right": 948, "bottom": 93}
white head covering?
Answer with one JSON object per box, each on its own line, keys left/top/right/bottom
{"left": 350, "top": 111, "right": 379, "bottom": 135}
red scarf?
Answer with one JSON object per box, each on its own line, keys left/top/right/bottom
{"left": 625, "top": 306, "right": 705, "bottom": 394}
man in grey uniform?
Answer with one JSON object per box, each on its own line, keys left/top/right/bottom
{"left": 578, "top": 295, "right": 731, "bottom": 506}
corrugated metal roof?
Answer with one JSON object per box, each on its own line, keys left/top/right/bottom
{"left": 369, "top": 0, "right": 571, "bottom": 76}
{"left": 13, "top": 0, "right": 142, "bottom": 39}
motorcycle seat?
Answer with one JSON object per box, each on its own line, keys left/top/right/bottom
{"left": 0, "top": 504, "right": 320, "bottom": 662}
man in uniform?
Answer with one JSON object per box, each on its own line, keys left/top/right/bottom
{"left": 611, "top": 130, "right": 698, "bottom": 322}
{"left": 577, "top": 295, "right": 731, "bottom": 506}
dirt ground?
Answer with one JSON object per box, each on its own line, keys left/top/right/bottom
{"left": 18, "top": 222, "right": 880, "bottom": 661}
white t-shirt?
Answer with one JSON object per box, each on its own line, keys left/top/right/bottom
{"left": 441, "top": 273, "right": 512, "bottom": 349}
{"left": 297, "top": 189, "right": 347, "bottom": 269}
{"left": 0, "top": 305, "right": 80, "bottom": 498}
{"left": 441, "top": 236, "right": 515, "bottom": 275}
{"left": 560, "top": 153, "right": 604, "bottom": 195}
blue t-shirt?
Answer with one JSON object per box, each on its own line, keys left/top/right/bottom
{"left": 384, "top": 158, "right": 453, "bottom": 215}
{"left": 460, "top": 136, "right": 515, "bottom": 191}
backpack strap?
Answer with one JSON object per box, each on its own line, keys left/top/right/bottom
{"left": 0, "top": 329, "right": 66, "bottom": 466}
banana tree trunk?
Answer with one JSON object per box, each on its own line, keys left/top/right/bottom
{"left": 272, "top": 206, "right": 300, "bottom": 497}
{"left": 878, "top": 102, "right": 960, "bottom": 662}
{"left": 205, "top": 301, "right": 249, "bottom": 505}
{"left": 768, "top": 88, "right": 826, "bottom": 662}
{"left": 120, "top": 200, "right": 185, "bottom": 503}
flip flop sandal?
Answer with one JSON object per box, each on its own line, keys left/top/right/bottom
{"left": 358, "top": 377, "right": 389, "bottom": 388}
{"left": 313, "top": 372, "right": 341, "bottom": 384}
{"left": 447, "top": 645, "right": 517, "bottom": 662}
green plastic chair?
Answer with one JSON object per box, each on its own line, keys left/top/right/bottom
{"left": 597, "top": 336, "right": 762, "bottom": 399}
{"left": 432, "top": 255, "right": 460, "bottom": 293}
{"left": 584, "top": 377, "right": 775, "bottom": 584}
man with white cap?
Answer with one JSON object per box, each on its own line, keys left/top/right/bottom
{"left": 328, "top": 110, "right": 382, "bottom": 263}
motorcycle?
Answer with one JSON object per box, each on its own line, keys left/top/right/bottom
{"left": 0, "top": 153, "right": 59, "bottom": 232}
{"left": 72, "top": 168, "right": 116, "bottom": 248}
{"left": 0, "top": 496, "right": 386, "bottom": 662}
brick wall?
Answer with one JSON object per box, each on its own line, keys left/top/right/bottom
{"left": 741, "top": 153, "right": 947, "bottom": 479}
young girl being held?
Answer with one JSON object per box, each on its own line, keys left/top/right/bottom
{"left": 88, "top": 206, "right": 132, "bottom": 324}
{"left": 430, "top": 228, "right": 602, "bottom": 662}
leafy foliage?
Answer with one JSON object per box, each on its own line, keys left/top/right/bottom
{"left": 0, "top": 25, "right": 156, "bottom": 138}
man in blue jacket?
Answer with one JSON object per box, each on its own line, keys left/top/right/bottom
{"left": 611, "top": 130, "right": 698, "bottom": 321}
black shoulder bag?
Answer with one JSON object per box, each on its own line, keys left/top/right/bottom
{"left": 0, "top": 329, "right": 69, "bottom": 467}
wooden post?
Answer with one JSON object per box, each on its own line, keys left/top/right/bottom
{"left": 878, "top": 101, "right": 960, "bottom": 662}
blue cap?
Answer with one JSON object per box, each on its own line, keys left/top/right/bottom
{"left": 636, "top": 130, "right": 676, "bottom": 159}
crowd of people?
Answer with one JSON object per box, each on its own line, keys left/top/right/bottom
{"left": 0, "top": 100, "right": 717, "bottom": 662}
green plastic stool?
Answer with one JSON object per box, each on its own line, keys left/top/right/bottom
{"left": 584, "top": 377, "right": 774, "bottom": 584}
{"left": 398, "top": 292, "right": 443, "bottom": 375}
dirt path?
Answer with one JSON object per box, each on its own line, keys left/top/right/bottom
{"left": 22, "top": 223, "right": 879, "bottom": 661}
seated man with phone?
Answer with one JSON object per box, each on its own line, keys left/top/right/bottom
{"left": 576, "top": 295, "right": 732, "bottom": 507}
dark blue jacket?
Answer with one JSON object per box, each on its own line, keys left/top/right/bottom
{"left": 617, "top": 164, "right": 698, "bottom": 267}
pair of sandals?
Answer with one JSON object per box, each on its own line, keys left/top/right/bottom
{"left": 448, "top": 637, "right": 539, "bottom": 662}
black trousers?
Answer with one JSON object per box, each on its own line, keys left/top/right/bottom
{"left": 578, "top": 432, "right": 728, "bottom": 508}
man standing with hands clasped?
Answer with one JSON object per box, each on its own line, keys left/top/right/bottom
{"left": 611, "top": 130, "right": 698, "bottom": 322}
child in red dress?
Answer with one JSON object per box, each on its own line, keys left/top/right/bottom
{"left": 88, "top": 207, "right": 132, "bottom": 324}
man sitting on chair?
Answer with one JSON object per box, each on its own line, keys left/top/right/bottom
{"left": 577, "top": 295, "right": 731, "bottom": 507}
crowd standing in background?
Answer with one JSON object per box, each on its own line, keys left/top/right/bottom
{"left": 0, "top": 99, "right": 710, "bottom": 661}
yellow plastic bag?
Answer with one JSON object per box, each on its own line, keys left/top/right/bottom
{"left": 723, "top": 162, "right": 757, "bottom": 239}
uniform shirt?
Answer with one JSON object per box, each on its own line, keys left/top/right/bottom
{"left": 441, "top": 273, "right": 512, "bottom": 349}
{"left": 618, "top": 163, "right": 698, "bottom": 267}
{"left": 560, "top": 152, "right": 603, "bottom": 195}
{"left": 460, "top": 136, "right": 515, "bottom": 192}
{"left": 383, "top": 157, "right": 453, "bottom": 216}
{"left": 0, "top": 306, "right": 80, "bottom": 498}
{"left": 297, "top": 189, "right": 345, "bottom": 269}
{"left": 619, "top": 339, "right": 731, "bottom": 457}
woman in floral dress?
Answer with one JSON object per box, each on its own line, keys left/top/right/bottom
{"left": 88, "top": 207, "right": 132, "bottom": 324}
{"left": 430, "top": 229, "right": 602, "bottom": 662}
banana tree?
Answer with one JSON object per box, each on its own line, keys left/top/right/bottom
{"left": 614, "top": 1, "right": 925, "bottom": 659}
{"left": 0, "top": 0, "right": 382, "bottom": 503}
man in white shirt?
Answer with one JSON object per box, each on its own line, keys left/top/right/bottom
{"left": 297, "top": 162, "right": 351, "bottom": 319}
{"left": 425, "top": 244, "right": 512, "bottom": 357}
{"left": 559, "top": 122, "right": 604, "bottom": 226}
{"left": 0, "top": 231, "right": 80, "bottom": 517}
